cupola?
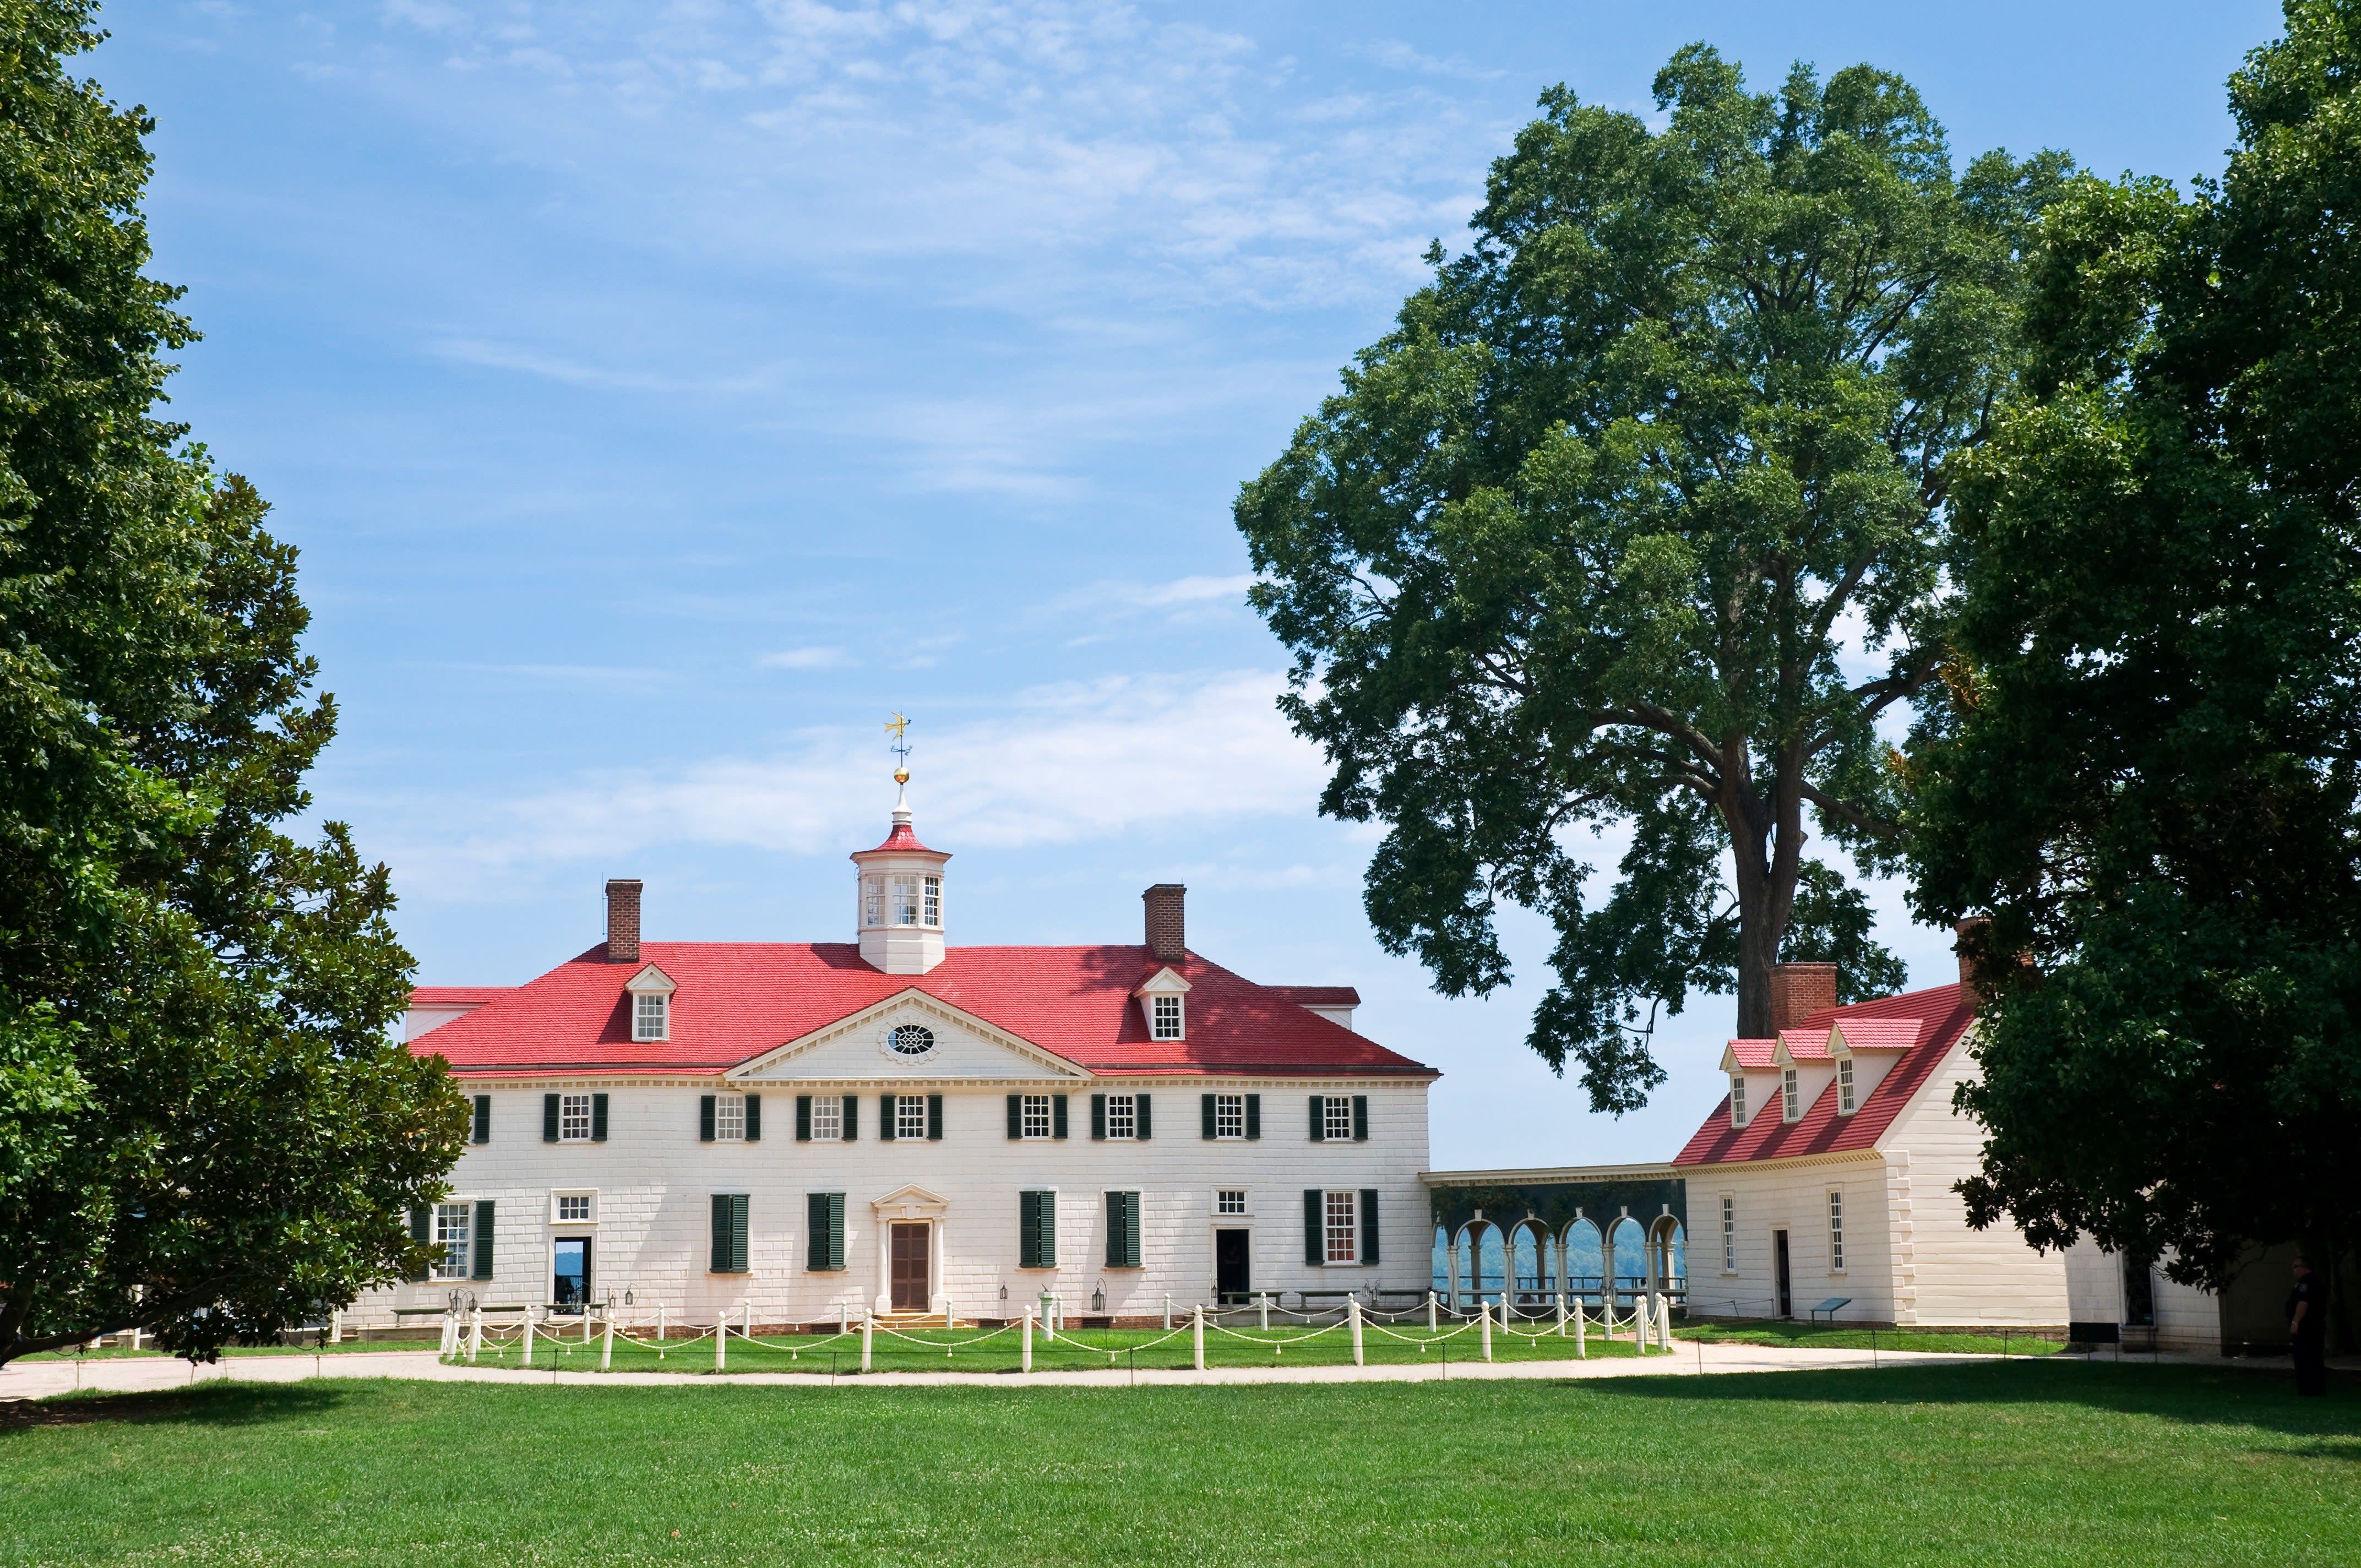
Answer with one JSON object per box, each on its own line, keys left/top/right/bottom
{"left": 850, "top": 770, "right": 950, "bottom": 974}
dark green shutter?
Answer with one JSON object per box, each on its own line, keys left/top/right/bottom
{"left": 1105, "top": 1191, "right": 1140, "bottom": 1268}
{"left": 744, "top": 1095, "right": 761, "bottom": 1142}
{"left": 1309, "top": 1095, "right": 1326, "bottom": 1142}
{"left": 1304, "top": 1190, "right": 1324, "bottom": 1265}
{"left": 1052, "top": 1095, "right": 1069, "bottom": 1139}
{"left": 409, "top": 1206, "right": 431, "bottom": 1281}
{"left": 807, "top": 1192, "right": 845, "bottom": 1271}
{"left": 1007, "top": 1094, "right": 1022, "bottom": 1139}
{"left": 1019, "top": 1191, "right": 1042, "bottom": 1268}
{"left": 700, "top": 1095, "right": 716, "bottom": 1141}
{"left": 712, "top": 1194, "right": 748, "bottom": 1273}
{"left": 1201, "top": 1093, "right": 1216, "bottom": 1139}
{"left": 880, "top": 1093, "right": 897, "bottom": 1142}
{"left": 841, "top": 1095, "right": 858, "bottom": 1141}
{"left": 927, "top": 1093, "right": 943, "bottom": 1140}
{"left": 542, "top": 1094, "right": 559, "bottom": 1142}
{"left": 1136, "top": 1094, "right": 1150, "bottom": 1140}
{"left": 472, "top": 1200, "right": 495, "bottom": 1280}
{"left": 1351, "top": 1095, "right": 1368, "bottom": 1142}
{"left": 1037, "top": 1189, "right": 1056, "bottom": 1267}
{"left": 1361, "top": 1189, "right": 1380, "bottom": 1264}
{"left": 591, "top": 1093, "right": 608, "bottom": 1142}
{"left": 1091, "top": 1093, "right": 1107, "bottom": 1140}
{"left": 1245, "top": 1093, "right": 1260, "bottom": 1140}
{"left": 471, "top": 1095, "right": 491, "bottom": 1144}
{"left": 796, "top": 1095, "right": 812, "bottom": 1141}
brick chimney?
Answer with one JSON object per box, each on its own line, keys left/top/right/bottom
{"left": 1955, "top": 917, "right": 1991, "bottom": 1012}
{"left": 1143, "top": 883, "right": 1186, "bottom": 964}
{"left": 1769, "top": 962, "right": 1838, "bottom": 1033}
{"left": 605, "top": 878, "right": 643, "bottom": 965}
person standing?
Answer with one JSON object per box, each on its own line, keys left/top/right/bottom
{"left": 2287, "top": 1256, "right": 2327, "bottom": 1397}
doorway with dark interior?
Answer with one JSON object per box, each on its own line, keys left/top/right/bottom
{"left": 891, "top": 1222, "right": 931, "bottom": 1312}
{"left": 1774, "top": 1229, "right": 1792, "bottom": 1319}
{"left": 1216, "top": 1229, "right": 1251, "bottom": 1304}
{"left": 553, "top": 1236, "right": 591, "bottom": 1315}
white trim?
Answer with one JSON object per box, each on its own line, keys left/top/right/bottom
{"left": 1211, "top": 1186, "right": 1252, "bottom": 1217}
{"left": 728, "top": 989, "right": 1092, "bottom": 1082}
{"left": 549, "top": 1189, "right": 599, "bottom": 1226}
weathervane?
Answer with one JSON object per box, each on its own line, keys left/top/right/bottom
{"left": 885, "top": 712, "right": 912, "bottom": 785}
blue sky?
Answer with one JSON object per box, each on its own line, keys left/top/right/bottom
{"left": 103, "top": 0, "right": 2280, "bottom": 1168}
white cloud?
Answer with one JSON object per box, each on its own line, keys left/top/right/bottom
{"left": 385, "top": 669, "right": 1326, "bottom": 894}
{"left": 756, "top": 646, "right": 855, "bottom": 669}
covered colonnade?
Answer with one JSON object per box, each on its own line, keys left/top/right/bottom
{"left": 1423, "top": 1163, "right": 1687, "bottom": 1321}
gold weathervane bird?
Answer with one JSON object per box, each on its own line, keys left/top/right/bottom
{"left": 885, "top": 712, "right": 912, "bottom": 784}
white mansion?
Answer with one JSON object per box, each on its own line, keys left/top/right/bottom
{"left": 358, "top": 787, "right": 1437, "bottom": 1329}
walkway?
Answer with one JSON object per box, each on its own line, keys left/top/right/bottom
{"left": 4, "top": 1340, "right": 2015, "bottom": 1399}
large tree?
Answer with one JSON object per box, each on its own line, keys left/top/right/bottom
{"left": 1908, "top": 0, "right": 2361, "bottom": 1305}
{"left": 0, "top": 0, "right": 464, "bottom": 1367}
{"left": 1237, "top": 46, "right": 2065, "bottom": 1109}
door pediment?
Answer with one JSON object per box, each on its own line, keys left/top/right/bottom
{"left": 871, "top": 1183, "right": 949, "bottom": 1219}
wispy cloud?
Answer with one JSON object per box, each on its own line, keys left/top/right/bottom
{"left": 756, "top": 646, "right": 855, "bottom": 670}
{"left": 383, "top": 669, "right": 1323, "bottom": 894}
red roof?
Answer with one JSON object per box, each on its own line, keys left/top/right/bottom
{"left": 856, "top": 819, "right": 944, "bottom": 856}
{"left": 1266, "top": 986, "right": 1362, "bottom": 1009}
{"left": 1674, "top": 983, "right": 1974, "bottom": 1167}
{"left": 1777, "top": 1027, "right": 1833, "bottom": 1061}
{"left": 1723, "top": 1038, "right": 1778, "bottom": 1069}
{"left": 406, "top": 944, "right": 1432, "bottom": 1080}
{"left": 410, "top": 987, "right": 514, "bottom": 1007}
{"left": 1833, "top": 1017, "right": 1920, "bottom": 1052}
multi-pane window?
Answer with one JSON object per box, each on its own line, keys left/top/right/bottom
{"left": 810, "top": 1096, "right": 842, "bottom": 1140}
{"left": 559, "top": 1094, "right": 593, "bottom": 1142}
{"left": 633, "top": 992, "right": 668, "bottom": 1042}
{"left": 1323, "top": 1190, "right": 1358, "bottom": 1264}
{"left": 714, "top": 1094, "right": 747, "bottom": 1142}
{"left": 862, "top": 876, "right": 883, "bottom": 927}
{"left": 1213, "top": 1095, "right": 1245, "bottom": 1140}
{"left": 432, "top": 1202, "right": 471, "bottom": 1280}
{"left": 1021, "top": 1094, "right": 1053, "bottom": 1140}
{"left": 1828, "top": 1190, "right": 1846, "bottom": 1272}
{"left": 1780, "top": 1066, "right": 1799, "bottom": 1122}
{"left": 1837, "top": 1058, "right": 1856, "bottom": 1114}
{"left": 1151, "top": 994, "right": 1182, "bottom": 1041}
{"left": 557, "top": 1194, "right": 591, "bottom": 1222}
{"left": 1217, "top": 1189, "right": 1247, "bottom": 1215}
{"left": 1730, "top": 1075, "right": 1748, "bottom": 1127}
{"left": 1105, "top": 1095, "right": 1136, "bottom": 1140}
{"left": 891, "top": 875, "right": 921, "bottom": 925}
{"left": 1323, "top": 1097, "right": 1354, "bottom": 1142}
{"left": 896, "top": 1096, "right": 928, "bottom": 1140}
{"left": 1720, "top": 1194, "right": 1737, "bottom": 1271}
{"left": 922, "top": 875, "right": 941, "bottom": 927}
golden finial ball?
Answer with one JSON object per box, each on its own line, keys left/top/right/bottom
{"left": 894, "top": 766, "right": 910, "bottom": 785}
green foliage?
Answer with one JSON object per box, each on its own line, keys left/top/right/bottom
{"left": 3, "top": 1370, "right": 2353, "bottom": 1565}
{"left": 1908, "top": 0, "right": 2361, "bottom": 1290}
{"left": 1239, "top": 44, "right": 2064, "bottom": 1109}
{"left": 0, "top": 0, "right": 464, "bottom": 1365}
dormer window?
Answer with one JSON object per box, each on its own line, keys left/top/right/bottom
{"left": 1152, "top": 994, "right": 1183, "bottom": 1041}
{"left": 623, "top": 962, "right": 676, "bottom": 1043}
{"left": 1837, "top": 1058, "right": 1856, "bottom": 1114}
{"left": 1133, "top": 966, "right": 1192, "bottom": 1041}
{"left": 1781, "top": 1065, "right": 1799, "bottom": 1122}
{"left": 1730, "top": 1075, "right": 1748, "bottom": 1128}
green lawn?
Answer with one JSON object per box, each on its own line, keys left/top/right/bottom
{"left": 1674, "top": 1317, "right": 2066, "bottom": 1357}
{"left": 3, "top": 1363, "right": 2352, "bottom": 1565}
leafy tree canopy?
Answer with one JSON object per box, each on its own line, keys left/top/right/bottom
{"left": 1238, "top": 45, "right": 2065, "bottom": 1110}
{"left": 0, "top": 0, "right": 464, "bottom": 1366}
{"left": 1909, "top": 0, "right": 2361, "bottom": 1293}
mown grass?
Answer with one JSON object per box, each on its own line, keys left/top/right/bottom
{"left": 2, "top": 1363, "right": 2352, "bottom": 1566}
{"left": 1674, "top": 1317, "right": 2065, "bottom": 1357}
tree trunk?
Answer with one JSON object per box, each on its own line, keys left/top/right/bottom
{"left": 1724, "top": 784, "right": 1780, "bottom": 1040}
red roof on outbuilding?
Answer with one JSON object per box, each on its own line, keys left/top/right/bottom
{"left": 407, "top": 944, "right": 1431, "bottom": 1080}
{"left": 1674, "top": 983, "right": 1974, "bottom": 1167}
{"left": 410, "top": 987, "right": 514, "bottom": 1007}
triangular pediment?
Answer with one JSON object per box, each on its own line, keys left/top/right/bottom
{"left": 625, "top": 963, "right": 676, "bottom": 994}
{"left": 870, "top": 1183, "right": 950, "bottom": 1216}
{"left": 1132, "top": 966, "right": 1192, "bottom": 996}
{"left": 726, "top": 989, "right": 1092, "bottom": 1083}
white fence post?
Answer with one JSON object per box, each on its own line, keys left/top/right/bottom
{"left": 328, "top": 1308, "right": 342, "bottom": 1345}
{"left": 469, "top": 1308, "right": 482, "bottom": 1364}
{"left": 521, "top": 1315, "right": 534, "bottom": 1368}
{"left": 1348, "top": 1297, "right": 1364, "bottom": 1368}
{"left": 656, "top": 1304, "right": 666, "bottom": 1346}
{"left": 743, "top": 1300, "right": 753, "bottom": 1341}
{"left": 1480, "top": 1299, "right": 1494, "bottom": 1363}
{"left": 714, "top": 1317, "right": 726, "bottom": 1373}
{"left": 1427, "top": 1289, "right": 1437, "bottom": 1331}
{"left": 1556, "top": 1291, "right": 1568, "bottom": 1337}
{"left": 1658, "top": 1295, "right": 1673, "bottom": 1351}
{"left": 1259, "top": 1293, "right": 1270, "bottom": 1331}
{"left": 1021, "top": 1308, "right": 1035, "bottom": 1373}
{"left": 861, "top": 1315, "right": 873, "bottom": 1373}
{"left": 601, "top": 1313, "right": 614, "bottom": 1371}
{"left": 1162, "top": 1292, "right": 1172, "bottom": 1332}
{"left": 1192, "top": 1305, "right": 1205, "bottom": 1372}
